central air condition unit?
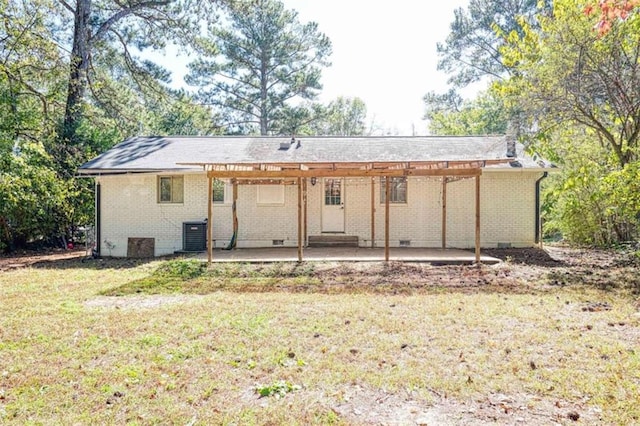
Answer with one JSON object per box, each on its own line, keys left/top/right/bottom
{"left": 183, "top": 221, "right": 207, "bottom": 252}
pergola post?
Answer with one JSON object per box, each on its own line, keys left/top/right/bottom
{"left": 297, "top": 177, "right": 303, "bottom": 262}
{"left": 303, "top": 177, "right": 308, "bottom": 247}
{"left": 232, "top": 178, "right": 238, "bottom": 249}
{"left": 207, "top": 174, "right": 213, "bottom": 266}
{"left": 370, "top": 177, "right": 375, "bottom": 248}
{"left": 441, "top": 177, "right": 447, "bottom": 249}
{"left": 475, "top": 175, "right": 481, "bottom": 264}
{"left": 385, "top": 176, "right": 390, "bottom": 262}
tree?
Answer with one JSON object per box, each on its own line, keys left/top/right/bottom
{"left": 586, "top": 0, "right": 640, "bottom": 33}
{"left": 437, "top": 0, "right": 552, "bottom": 88}
{"left": 186, "top": 0, "right": 332, "bottom": 135}
{"left": 498, "top": 0, "right": 640, "bottom": 244}
{"left": 500, "top": 0, "right": 640, "bottom": 167}
{"left": 310, "top": 97, "right": 367, "bottom": 136}
{"left": 0, "top": 0, "right": 218, "bottom": 251}
{"left": 56, "top": 0, "right": 217, "bottom": 170}
{"left": 423, "top": 90, "right": 508, "bottom": 135}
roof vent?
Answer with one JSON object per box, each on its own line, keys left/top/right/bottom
{"left": 279, "top": 140, "right": 291, "bottom": 150}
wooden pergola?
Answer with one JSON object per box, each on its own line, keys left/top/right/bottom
{"left": 179, "top": 159, "right": 512, "bottom": 266}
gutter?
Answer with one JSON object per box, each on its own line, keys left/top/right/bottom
{"left": 535, "top": 172, "right": 549, "bottom": 245}
{"left": 95, "top": 180, "right": 101, "bottom": 257}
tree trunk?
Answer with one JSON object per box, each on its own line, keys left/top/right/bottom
{"left": 63, "top": 0, "right": 92, "bottom": 144}
{"left": 260, "top": 50, "right": 268, "bottom": 135}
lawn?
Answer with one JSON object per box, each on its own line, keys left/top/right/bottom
{"left": 0, "top": 247, "right": 639, "bottom": 425}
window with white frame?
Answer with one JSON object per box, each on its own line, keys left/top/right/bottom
{"left": 157, "top": 175, "right": 184, "bottom": 203}
{"left": 380, "top": 177, "right": 407, "bottom": 204}
{"left": 257, "top": 184, "right": 284, "bottom": 205}
{"left": 212, "top": 179, "right": 226, "bottom": 204}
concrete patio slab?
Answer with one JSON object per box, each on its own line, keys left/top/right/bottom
{"left": 192, "top": 247, "right": 501, "bottom": 265}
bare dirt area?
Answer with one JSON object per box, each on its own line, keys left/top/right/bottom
{"left": 331, "top": 385, "right": 603, "bottom": 425}
{"left": 0, "top": 248, "right": 87, "bottom": 272}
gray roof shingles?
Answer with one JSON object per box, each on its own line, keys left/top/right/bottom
{"left": 78, "top": 135, "right": 552, "bottom": 174}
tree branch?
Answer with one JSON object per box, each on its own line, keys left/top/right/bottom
{"left": 91, "top": 0, "right": 171, "bottom": 43}
{"left": 56, "top": 0, "right": 75, "bottom": 14}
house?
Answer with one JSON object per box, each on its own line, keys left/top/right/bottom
{"left": 78, "top": 135, "right": 554, "bottom": 262}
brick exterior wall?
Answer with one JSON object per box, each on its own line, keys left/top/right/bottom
{"left": 97, "top": 170, "right": 543, "bottom": 257}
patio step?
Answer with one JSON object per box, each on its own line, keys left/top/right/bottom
{"left": 308, "top": 235, "right": 359, "bottom": 248}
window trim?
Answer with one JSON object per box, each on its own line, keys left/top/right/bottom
{"left": 157, "top": 175, "right": 184, "bottom": 204}
{"left": 380, "top": 176, "right": 408, "bottom": 204}
{"left": 212, "top": 179, "right": 228, "bottom": 204}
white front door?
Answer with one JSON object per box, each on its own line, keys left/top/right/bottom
{"left": 322, "top": 178, "right": 345, "bottom": 232}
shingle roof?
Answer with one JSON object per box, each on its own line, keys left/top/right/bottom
{"left": 78, "top": 135, "right": 553, "bottom": 174}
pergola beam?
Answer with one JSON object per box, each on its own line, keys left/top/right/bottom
{"left": 207, "top": 168, "right": 482, "bottom": 179}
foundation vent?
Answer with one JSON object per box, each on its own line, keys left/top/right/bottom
{"left": 399, "top": 240, "right": 411, "bottom": 247}
{"left": 272, "top": 239, "right": 284, "bottom": 246}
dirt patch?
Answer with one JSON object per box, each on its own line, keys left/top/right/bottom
{"left": 332, "top": 385, "right": 603, "bottom": 425}
{"left": 0, "top": 248, "right": 86, "bottom": 271}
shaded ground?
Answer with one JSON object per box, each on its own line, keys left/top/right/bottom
{"left": 0, "top": 248, "right": 86, "bottom": 271}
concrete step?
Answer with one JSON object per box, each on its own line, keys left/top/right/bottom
{"left": 308, "top": 235, "right": 359, "bottom": 248}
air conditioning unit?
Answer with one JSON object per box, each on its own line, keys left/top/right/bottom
{"left": 183, "top": 221, "right": 207, "bottom": 252}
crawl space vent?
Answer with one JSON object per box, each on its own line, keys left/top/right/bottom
{"left": 399, "top": 240, "right": 411, "bottom": 247}
{"left": 272, "top": 239, "right": 284, "bottom": 246}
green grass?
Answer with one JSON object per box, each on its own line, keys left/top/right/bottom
{"left": 0, "top": 256, "right": 639, "bottom": 424}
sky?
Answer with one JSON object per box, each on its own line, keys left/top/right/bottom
{"left": 280, "top": 0, "right": 477, "bottom": 135}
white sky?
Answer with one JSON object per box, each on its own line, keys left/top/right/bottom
{"left": 281, "top": 0, "right": 476, "bottom": 135}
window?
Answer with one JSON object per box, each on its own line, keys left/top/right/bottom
{"left": 380, "top": 177, "right": 407, "bottom": 204}
{"left": 212, "top": 179, "right": 226, "bottom": 204}
{"left": 257, "top": 184, "right": 284, "bottom": 204}
{"left": 158, "top": 175, "right": 184, "bottom": 203}
{"left": 324, "top": 178, "right": 342, "bottom": 205}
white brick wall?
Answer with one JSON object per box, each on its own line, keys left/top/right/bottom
{"left": 98, "top": 173, "right": 232, "bottom": 257}
{"left": 97, "top": 170, "right": 542, "bottom": 256}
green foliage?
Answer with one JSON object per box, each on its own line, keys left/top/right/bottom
{"left": 539, "top": 129, "right": 640, "bottom": 246}
{"left": 547, "top": 156, "right": 640, "bottom": 246}
{"left": 155, "top": 259, "right": 206, "bottom": 279}
{"left": 186, "top": 0, "right": 332, "bottom": 135}
{"left": 498, "top": 0, "right": 640, "bottom": 167}
{"left": 424, "top": 89, "right": 508, "bottom": 135}
{"left": 0, "top": 142, "right": 69, "bottom": 251}
{"left": 256, "top": 380, "right": 301, "bottom": 398}
{"left": 495, "top": 0, "right": 640, "bottom": 245}
{"left": 311, "top": 96, "right": 367, "bottom": 136}
{"left": 0, "top": 1, "right": 218, "bottom": 251}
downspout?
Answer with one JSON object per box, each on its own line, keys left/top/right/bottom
{"left": 535, "top": 172, "right": 548, "bottom": 245}
{"left": 95, "top": 179, "right": 101, "bottom": 257}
